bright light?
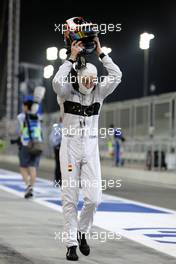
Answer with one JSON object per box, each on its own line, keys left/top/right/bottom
{"left": 43, "top": 65, "right": 54, "bottom": 79}
{"left": 59, "top": 48, "right": 67, "bottom": 60}
{"left": 101, "top": 46, "right": 112, "bottom": 55}
{"left": 46, "top": 47, "right": 58, "bottom": 60}
{"left": 139, "top": 33, "right": 155, "bottom": 50}
{"left": 150, "top": 84, "right": 156, "bottom": 92}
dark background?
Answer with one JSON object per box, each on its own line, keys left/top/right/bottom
{"left": 1, "top": 0, "right": 176, "bottom": 112}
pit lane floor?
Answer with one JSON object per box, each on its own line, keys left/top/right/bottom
{"left": 0, "top": 161, "right": 176, "bottom": 263}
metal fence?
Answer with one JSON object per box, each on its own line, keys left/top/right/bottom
{"left": 0, "top": 92, "right": 176, "bottom": 169}
{"left": 98, "top": 92, "right": 176, "bottom": 170}
{"left": 101, "top": 92, "right": 176, "bottom": 140}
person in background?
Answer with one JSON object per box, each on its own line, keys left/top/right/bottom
{"left": 49, "top": 117, "right": 63, "bottom": 186}
{"left": 114, "top": 128, "right": 125, "bottom": 166}
{"left": 146, "top": 150, "right": 152, "bottom": 170}
{"left": 17, "top": 99, "right": 43, "bottom": 198}
{"left": 109, "top": 124, "right": 125, "bottom": 166}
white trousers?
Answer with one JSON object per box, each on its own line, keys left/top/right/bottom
{"left": 60, "top": 135, "right": 102, "bottom": 247}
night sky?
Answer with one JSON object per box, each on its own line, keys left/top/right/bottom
{"left": 20, "top": 0, "right": 176, "bottom": 104}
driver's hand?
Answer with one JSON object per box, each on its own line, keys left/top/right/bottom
{"left": 70, "top": 41, "right": 83, "bottom": 61}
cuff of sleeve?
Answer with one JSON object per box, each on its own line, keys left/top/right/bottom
{"left": 99, "top": 53, "right": 106, "bottom": 60}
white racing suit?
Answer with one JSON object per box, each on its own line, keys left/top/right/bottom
{"left": 53, "top": 55, "right": 122, "bottom": 247}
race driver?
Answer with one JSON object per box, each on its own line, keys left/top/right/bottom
{"left": 52, "top": 37, "right": 122, "bottom": 261}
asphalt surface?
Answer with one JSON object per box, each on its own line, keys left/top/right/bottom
{"left": 0, "top": 160, "right": 176, "bottom": 263}
{"left": 1, "top": 161, "right": 176, "bottom": 210}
